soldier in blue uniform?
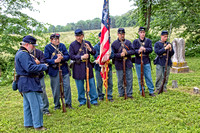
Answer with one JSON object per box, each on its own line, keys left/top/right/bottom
{"left": 15, "top": 35, "right": 47, "bottom": 130}
{"left": 69, "top": 29, "right": 98, "bottom": 107}
{"left": 44, "top": 33, "right": 73, "bottom": 109}
{"left": 154, "top": 31, "right": 174, "bottom": 93}
{"left": 93, "top": 32, "right": 114, "bottom": 102}
{"left": 111, "top": 28, "right": 135, "bottom": 99}
{"left": 132, "top": 27, "right": 156, "bottom": 97}
{"left": 30, "top": 46, "right": 51, "bottom": 115}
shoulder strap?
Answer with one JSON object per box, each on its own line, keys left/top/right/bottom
{"left": 118, "top": 40, "right": 129, "bottom": 52}
{"left": 137, "top": 38, "right": 147, "bottom": 46}
{"left": 51, "top": 43, "right": 64, "bottom": 56}
{"left": 77, "top": 41, "right": 85, "bottom": 56}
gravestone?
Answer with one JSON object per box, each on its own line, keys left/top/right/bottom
{"left": 193, "top": 87, "right": 199, "bottom": 94}
{"left": 172, "top": 80, "right": 178, "bottom": 88}
{"left": 171, "top": 38, "right": 189, "bottom": 73}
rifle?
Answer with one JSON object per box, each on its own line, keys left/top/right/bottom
{"left": 121, "top": 40, "right": 128, "bottom": 100}
{"left": 58, "top": 63, "right": 67, "bottom": 112}
{"left": 140, "top": 51, "right": 145, "bottom": 97}
{"left": 158, "top": 23, "right": 172, "bottom": 94}
{"left": 84, "top": 40, "right": 91, "bottom": 108}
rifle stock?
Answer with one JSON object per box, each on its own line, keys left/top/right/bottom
{"left": 59, "top": 63, "right": 67, "bottom": 112}
{"left": 121, "top": 40, "right": 128, "bottom": 100}
{"left": 123, "top": 57, "right": 128, "bottom": 100}
{"left": 140, "top": 52, "right": 145, "bottom": 97}
{"left": 85, "top": 40, "right": 91, "bottom": 108}
{"left": 158, "top": 49, "right": 169, "bottom": 94}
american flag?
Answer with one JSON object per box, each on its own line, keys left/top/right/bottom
{"left": 96, "top": 0, "right": 110, "bottom": 88}
{"left": 96, "top": 0, "right": 110, "bottom": 66}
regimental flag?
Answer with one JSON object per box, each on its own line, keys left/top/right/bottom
{"left": 96, "top": 0, "right": 110, "bottom": 88}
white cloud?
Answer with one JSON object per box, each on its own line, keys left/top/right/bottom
{"left": 23, "top": 0, "right": 134, "bottom": 25}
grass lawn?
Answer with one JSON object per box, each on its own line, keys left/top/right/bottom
{"left": 0, "top": 57, "right": 200, "bottom": 132}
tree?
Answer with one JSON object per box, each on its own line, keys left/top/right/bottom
{"left": 0, "top": 0, "right": 46, "bottom": 55}
{"left": 131, "top": 0, "right": 200, "bottom": 44}
{"left": 0, "top": 0, "right": 46, "bottom": 85}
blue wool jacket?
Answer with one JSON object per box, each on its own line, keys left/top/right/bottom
{"left": 132, "top": 38, "right": 152, "bottom": 64}
{"left": 31, "top": 48, "right": 45, "bottom": 78}
{"left": 69, "top": 40, "right": 96, "bottom": 80}
{"left": 44, "top": 43, "right": 70, "bottom": 77}
{"left": 111, "top": 38, "right": 134, "bottom": 70}
{"left": 154, "top": 41, "right": 174, "bottom": 66}
{"left": 15, "top": 46, "right": 47, "bottom": 93}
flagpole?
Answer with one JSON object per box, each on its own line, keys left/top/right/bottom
{"left": 106, "top": 0, "right": 110, "bottom": 102}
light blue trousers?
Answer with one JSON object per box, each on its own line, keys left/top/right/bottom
{"left": 135, "top": 63, "right": 154, "bottom": 94}
{"left": 95, "top": 68, "right": 113, "bottom": 100}
{"left": 50, "top": 72, "right": 72, "bottom": 109}
{"left": 75, "top": 78, "right": 98, "bottom": 105}
{"left": 23, "top": 92, "right": 43, "bottom": 128}
{"left": 116, "top": 68, "right": 133, "bottom": 97}
{"left": 155, "top": 65, "right": 170, "bottom": 90}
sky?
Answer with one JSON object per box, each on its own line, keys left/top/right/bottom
{"left": 24, "top": 0, "right": 134, "bottom": 26}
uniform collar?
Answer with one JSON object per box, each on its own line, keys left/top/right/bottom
{"left": 118, "top": 38, "right": 125, "bottom": 42}
{"left": 139, "top": 37, "right": 145, "bottom": 42}
{"left": 19, "top": 46, "right": 29, "bottom": 53}
{"left": 75, "top": 40, "right": 83, "bottom": 45}
{"left": 51, "top": 43, "right": 59, "bottom": 48}
{"left": 160, "top": 40, "right": 167, "bottom": 43}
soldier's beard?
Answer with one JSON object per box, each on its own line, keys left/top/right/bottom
{"left": 27, "top": 46, "right": 33, "bottom": 53}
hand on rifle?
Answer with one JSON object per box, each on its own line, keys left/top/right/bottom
{"left": 85, "top": 43, "right": 92, "bottom": 52}
{"left": 121, "top": 52, "right": 126, "bottom": 57}
{"left": 35, "top": 58, "right": 40, "bottom": 65}
{"left": 55, "top": 58, "right": 61, "bottom": 63}
{"left": 165, "top": 44, "right": 172, "bottom": 51}
{"left": 122, "top": 48, "right": 127, "bottom": 55}
{"left": 138, "top": 46, "right": 146, "bottom": 54}
{"left": 81, "top": 54, "right": 89, "bottom": 60}
{"left": 57, "top": 54, "right": 63, "bottom": 60}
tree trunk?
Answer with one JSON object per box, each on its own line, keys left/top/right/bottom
{"left": 146, "top": 0, "right": 152, "bottom": 32}
{"left": 143, "top": 0, "right": 148, "bottom": 26}
{"left": 0, "top": 66, "right": 1, "bottom": 77}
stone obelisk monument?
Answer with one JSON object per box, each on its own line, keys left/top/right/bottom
{"left": 171, "top": 38, "right": 189, "bottom": 73}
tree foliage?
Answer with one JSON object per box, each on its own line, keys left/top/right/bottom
{"left": 0, "top": 0, "right": 47, "bottom": 85}
{"left": 46, "top": 11, "right": 137, "bottom": 33}
{"left": 131, "top": 0, "right": 200, "bottom": 43}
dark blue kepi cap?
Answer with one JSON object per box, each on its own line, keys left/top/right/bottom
{"left": 75, "top": 29, "right": 83, "bottom": 36}
{"left": 22, "top": 35, "right": 38, "bottom": 46}
{"left": 118, "top": 28, "right": 125, "bottom": 34}
{"left": 98, "top": 32, "right": 101, "bottom": 37}
{"left": 139, "top": 27, "right": 145, "bottom": 32}
{"left": 50, "top": 33, "right": 60, "bottom": 39}
{"left": 161, "top": 31, "right": 168, "bottom": 35}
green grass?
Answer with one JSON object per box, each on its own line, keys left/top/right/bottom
{"left": 39, "top": 26, "right": 181, "bottom": 47}
{"left": 0, "top": 57, "right": 200, "bottom": 132}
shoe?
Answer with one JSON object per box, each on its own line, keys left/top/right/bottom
{"left": 149, "top": 93, "right": 156, "bottom": 97}
{"left": 66, "top": 104, "right": 74, "bottom": 109}
{"left": 154, "top": 89, "right": 159, "bottom": 93}
{"left": 35, "top": 126, "right": 47, "bottom": 131}
{"left": 108, "top": 99, "right": 114, "bottom": 102}
{"left": 78, "top": 104, "right": 85, "bottom": 107}
{"left": 127, "top": 96, "right": 133, "bottom": 99}
{"left": 99, "top": 98, "right": 104, "bottom": 101}
{"left": 93, "top": 103, "right": 99, "bottom": 106}
{"left": 54, "top": 107, "right": 61, "bottom": 110}
{"left": 25, "top": 126, "right": 33, "bottom": 129}
{"left": 118, "top": 95, "right": 124, "bottom": 97}
{"left": 44, "top": 112, "right": 52, "bottom": 116}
